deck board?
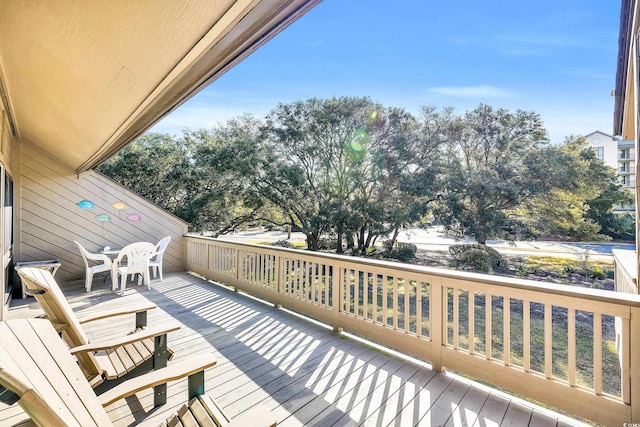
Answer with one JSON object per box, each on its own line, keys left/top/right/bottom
{"left": 3, "top": 272, "right": 591, "bottom": 427}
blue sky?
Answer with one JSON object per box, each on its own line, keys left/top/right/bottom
{"left": 151, "top": 0, "right": 620, "bottom": 144}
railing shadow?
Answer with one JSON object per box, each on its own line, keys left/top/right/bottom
{"left": 94, "top": 272, "right": 572, "bottom": 426}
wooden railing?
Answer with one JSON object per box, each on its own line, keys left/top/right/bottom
{"left": 185, "top": 236, "right": 640, "bottom": 426}
{"left": 614, "top": 249, "right": 637, "bottom": 294}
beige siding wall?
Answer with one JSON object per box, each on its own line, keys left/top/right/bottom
{"left": 16, "top": 142, "right": 188, "bottom": 285}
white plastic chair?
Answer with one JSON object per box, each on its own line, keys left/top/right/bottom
{"left": 74, "top": 241, "right": 112, "bottom": 292}
{"left": 112, "top": 242, "right": 156, "bottom": 295}
{"left": 149, "top": 236, "right": 171, "bottom": 281}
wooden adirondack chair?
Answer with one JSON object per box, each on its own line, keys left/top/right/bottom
{"left": 0, "top": 318, "right": 278, "bottom": 427}
{"left": 16, "top": 267, "right": 177, "bottom": 393}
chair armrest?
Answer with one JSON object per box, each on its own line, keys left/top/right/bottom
{"left": 98, "top": 354, "right": 218, "bottom": 407}
{"left": 69, "top": 324, "right": 180, "bottom": 354}
{"left": 76, "top": 301, "right": 157, "bottom": 324}
{"left": 86, "top": 253, "right": 112, "bottom": 264}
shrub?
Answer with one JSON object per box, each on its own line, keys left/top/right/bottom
{"left": 449, "top": 244, "right": 506, "bottom": 273}
{"left": 269, "top": 239, "right": 295, "bottom": 249}
{"left": 317, "top": 237, "right": 339, "bottom": 250}
{"left": 589, "top": 266, "right": 606, "bottom": 280}
{"left": 392, "top": 243, "right": 418, "bottom": 262}
{"left": 382, "top": 239, "right": 395, "bottom": 253}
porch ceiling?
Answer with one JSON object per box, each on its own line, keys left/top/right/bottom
{"left": 0, "top": 0, "right": 319, "bottom": 173}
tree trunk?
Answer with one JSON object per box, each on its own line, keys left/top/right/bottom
{"left": 336, "top": 230, "right": 344, "bottom": 253}
{"left": 358, "top": 227, "right": 366, "bottom": 252}
{"left": 364, "top": 231, "right": 374, "bottom": 251}
{"left": 305, "top": 232, "right": 319, "bottom": 251}
{"left": 390, "top": 227, "right": 400, "bottom": 247}
{"left": 346, "top": 234, "right": 354, "bottom": 249}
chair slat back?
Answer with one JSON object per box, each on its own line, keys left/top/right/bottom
{"left": 0, "top": 319, "right": 113, "bottom": 426}
{"left": 115, "top": 242, "right": 156, "bottom": 275}
{"left": 17, "top": 267, "right": 103, "bottom": 377}
{"left": 154, "top": 236, "right": 171, "bottom": 261}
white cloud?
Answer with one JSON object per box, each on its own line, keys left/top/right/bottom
{"left": 427, "top": 85, "right": 516, "bottom": 99}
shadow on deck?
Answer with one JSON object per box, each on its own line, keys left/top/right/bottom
{"left": 3, "top": 272, "right": 589, "bottom": 427}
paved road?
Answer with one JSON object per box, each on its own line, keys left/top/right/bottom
{"left": 220, "top": 227, "right": 635, "bottom": 260}
{"left": 397, "top": 227, "right": 634, "bottom": 259}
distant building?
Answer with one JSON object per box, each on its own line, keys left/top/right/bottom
{"left": 584, "top": 130, "right": 636, "bottom": 189}
{"left": 583, "top": 130, "right": 635, "bottom": 214}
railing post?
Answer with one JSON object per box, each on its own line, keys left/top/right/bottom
{"left": 430, "top": 279, "right": 444, "bottom": 371}
{"left": 332, "top": 262, "right": 343, "bottom": 332}
{"left": 630, "top": 307, "right": 640, "bottom": 421}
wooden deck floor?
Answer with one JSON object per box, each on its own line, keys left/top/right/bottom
{"left": 2, "top": 272, "right": 591, "bottom": 427}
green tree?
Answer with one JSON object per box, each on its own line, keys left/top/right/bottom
{"left": 99, "top": 115, "right": 266, "bottom": 234}
{"left": 434, "top": 104, "right": 551, "bottom": 244}
{"left": 258, "top": 97, "right": 439, "bottom": 252}
{"left": 258, "top": 97, "right": 382, "bottom": 251}
{"left": 98, "top": 132, "right": 193, "bottom": 212}
{"left": 525, "top": 136, "right": 634, "bottom": 241}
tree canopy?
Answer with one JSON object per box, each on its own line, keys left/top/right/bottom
{"left": 98, "top": 98, "right": 635, "bottom": 250}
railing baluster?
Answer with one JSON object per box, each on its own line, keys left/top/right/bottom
{"left": 469, "top": 290, "right": 475, "bottom": 355}
{"left": 524, "top": 300, "right": 530, "bottom": 372}
{"left": 355, "top": 269, "right": 360, "bottom": 317}
{"left": 405, "top": 278, "right": 410, "bottom": 333}
{"left": 291, "top": 259, "right": 300, "bottom": 298}
{"left": 252, "top": 252, "right": 256, "bottom": 283}
{"left": 568, "top": 308, "right": 576, "bottom": 387}
{"left": 393, "top": 276, "right": 398, "bottom": 330}
{"left": 312, "top": 262, "right": 317, "bottom": 304}
{"left": 453, "top": 287, "right": 459, "bottom": 349}
{"left": 307, "top": 260, "right": 313, "bottom": 302}
{"left": 486, "top": 294, "right": 492, "bottom": 360}
{"left": 416, "top": 280, "right": 422, "bottom": 337}
{"left": 545, "top": 304, "right": 552, "bottom": 379}
{"left": 504, "top": 296, "right": 510, "bottom": 366}
{"left": 383, "top": 275, "right": 388, "bottom": 327}
{"left": 372, "top": 271, "right": 378, "bottom": 323}
{"left": 594, "top": 313, "right": 602, "bottom": 395}
{"left": 303, "top": 260, "right": 309, "bottom": 301}
{"left": 363, "top": 270, "right": 368, "bottom": 320}
{"left": 258, "top": 253, "right": 262, "bottom": 284}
